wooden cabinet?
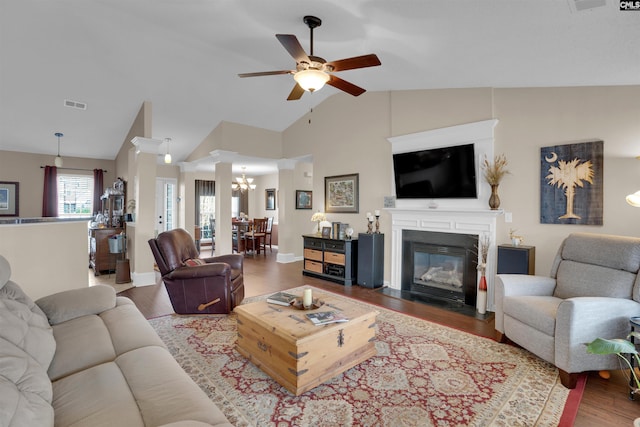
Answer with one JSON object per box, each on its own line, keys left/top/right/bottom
{"left": 497, "top": 245, "right": 535, "bottom": 275}
{"left": 101, "top": 194, "right": 124, "bottom": 228}
{"left": 89, "top": 227, "right": 123, "bottom": 275}
{"left": 302, "top": 235, "right": 358, "bottom": 285}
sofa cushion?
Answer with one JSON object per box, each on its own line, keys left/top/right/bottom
{"left": 116, "top": 346, "right": 231, "bottom": 427}
{"left": 561, "top": 232, "right": 640, "bottom": 273}
{"left": 0, "top": 280, "right": 56, "bottom": 370}
{"left": 47, "top": 315, "right": 117, "bottom": 382}
{"left": 99, "top": 299, "right": 166, "bottom": 355}
{"left": 0, "top": 255, "right": 10, "bottom": 288}
{"left": 0, "top": 337, "right": 54, "bottom": 427}
{"left": 47, "top": 297, "right": 168, "bottom": 382}
{"left": 503, "top": 295, "right": 562, "bottom": 336}
{"left": 52, "top": 361, "right": 145, "bottom": 427}
{"left": 554, "top": 260, "right": 636, "bottom": 300}
{"left": 36, "top": 285, "right": 116, "bottom": 325}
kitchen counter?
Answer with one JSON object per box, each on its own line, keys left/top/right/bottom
{"left": 0, "top": 217, "right": 92, "bottom": 225}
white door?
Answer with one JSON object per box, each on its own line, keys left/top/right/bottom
{"left": 156, "top": 178, "right": 177, "bottom": 233}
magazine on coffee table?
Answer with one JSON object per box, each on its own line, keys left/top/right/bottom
{"left": 266, "top": 291, "right": 297, "bottom": 306}
{"left": 305, "top": 311, "right": 349, "bottom": 326}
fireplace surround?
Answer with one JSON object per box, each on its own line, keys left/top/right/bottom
{"left": 386, "top": 119, "right": 502, "bottom": 312}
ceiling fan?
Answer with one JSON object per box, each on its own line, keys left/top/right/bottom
{"left": 238, "top": 15, "right": 381, "bottom": 101}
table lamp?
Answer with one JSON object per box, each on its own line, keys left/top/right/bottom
{"left": 311, "top": 212, "right": 326, "bottom": 234}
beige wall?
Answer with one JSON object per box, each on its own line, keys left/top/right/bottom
{"left": 187, "top": 121, "right": 283, "bottom": 162}
{"left": 0, "top": 221, "right": 88, "bottom": 299}
{"left": 493, "top": 86, "right": 640, "bottom": 272}
{"left": 249, "top": 173, "right": 279, "bottom": 222}
{"left": 0, "top": 150, "right": 115, "bottom": 218}
{"left": 2, "top": 86, "right": 639, "bottom": 288}
{"left": 282, "top": 86, "right": 640, "bottom": 279}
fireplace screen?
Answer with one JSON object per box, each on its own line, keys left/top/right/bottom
{"left": 401, "top": 230, "right": 478, "bottom": 307}
{"left": 411, "top": 245, "right": 466, "bottom": 303}
{"left": 414, "top": 251, "right": 464, "bottom": 291}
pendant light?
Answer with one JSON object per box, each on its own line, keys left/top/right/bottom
{"left": 164, "top": 138, "right": 172, "bottom": 164}
{"left": 54, "top": 132, "right": 64, "bottom": 167}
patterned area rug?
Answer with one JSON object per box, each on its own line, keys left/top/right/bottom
{"left": 149, "top": 287, "right": 577, "bottom": 426}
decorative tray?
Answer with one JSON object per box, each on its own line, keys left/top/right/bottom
{"left": 290, "top": 298, "right": 325, "bottom": 310}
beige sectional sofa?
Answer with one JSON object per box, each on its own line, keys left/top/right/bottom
{"left": 0, "top": 255, "right": 232, "bottom": 427}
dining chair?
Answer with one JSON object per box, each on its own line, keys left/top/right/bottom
{"left": 264, "top": 217, "right": 274, "bottom": 252}
{"left": 232, "top": 219, "right": 250, "bottom": 254}
{"left": 243, "top": 218, "right": 267, "bottom": 257}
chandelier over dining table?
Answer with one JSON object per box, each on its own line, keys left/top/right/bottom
{"left": 232, "top": 167, "right": 256, "bottom": 192}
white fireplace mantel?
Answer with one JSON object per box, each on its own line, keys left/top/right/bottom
{"left": 387, "top": 208, "right": 502, "bottom": 311}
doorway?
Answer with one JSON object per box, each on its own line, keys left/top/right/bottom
{"left": 156, "top": 178, "right": 177, "bottom": 234}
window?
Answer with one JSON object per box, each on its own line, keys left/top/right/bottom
{"left": 199, "top": 194, "right": 215, "bottom": 239}
{"left": 195, "top": 180, "right": 215, "bottom": 239}
{"left": 57, "top": 174, "right": 94, "bottom": 217}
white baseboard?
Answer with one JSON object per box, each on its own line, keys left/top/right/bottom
{"left": 132, "top": 271, "right": 157, "bottom": 287}
{"left": 276, "top": 253, "right": 302, "bottom": 263}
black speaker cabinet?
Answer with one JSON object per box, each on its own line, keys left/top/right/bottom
{"left": 497, "top": 245, "right": 535, "bottom": 275}
{"left": 357, "top": 233, "right": 384, "bottom": 288}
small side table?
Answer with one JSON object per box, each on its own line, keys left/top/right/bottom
{"left": 629, "top": 316, "right": 640, "bottom": 400}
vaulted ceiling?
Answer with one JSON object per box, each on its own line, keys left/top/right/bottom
{"left": 1, "top": 0, "right": 638, "bottom": 167}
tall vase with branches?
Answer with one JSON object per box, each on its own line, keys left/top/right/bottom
{"left": 476, "top": 234, "right": 490, "bottom": 314}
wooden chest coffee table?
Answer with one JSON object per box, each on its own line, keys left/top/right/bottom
{"left": 234, "top": 290, "right": 378, "bottom": 395}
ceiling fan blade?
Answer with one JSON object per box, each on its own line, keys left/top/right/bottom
{"left": 238, "top": 70, "right": 292, "bottom": 78}
{"left": 287, "top": 83, "right": 305, "bottom": 101}
{"left": 276, "top": 34, "right": 310, "bottom": 64}
{"left": 327, "top": 75, "right": 366, "bottom": 97}
{"left": 326, "top": 54, "right": 381, "bottom": 72}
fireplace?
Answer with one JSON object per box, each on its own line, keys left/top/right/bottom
{"left": 386, "top": 119, "right": 501, "bottom": 313}
{"left": 402, "top": 230, "right": 478, "bottom": 307}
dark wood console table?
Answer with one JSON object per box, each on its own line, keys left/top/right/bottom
{"left": 302, "top": 235, "right": 357, "bottom": 286}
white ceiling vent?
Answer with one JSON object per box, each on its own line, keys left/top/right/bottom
{"left": 568, "top": 0, "right": 607, "bottom": 13}
{"left": 64, "top": 99, "right": 87, "bottom": 110}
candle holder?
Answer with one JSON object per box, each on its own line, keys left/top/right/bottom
{"left": 375, "top": 215, "right": 380, "bottom": 234}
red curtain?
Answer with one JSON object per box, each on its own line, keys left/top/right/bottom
{"left": 93, "top": 168, "right": 104, "bottom": 215}
{"left": 42, "top": 166, "right": 58, "bottom": 217}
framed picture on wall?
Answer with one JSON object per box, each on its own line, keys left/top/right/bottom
{"left": 296, "top": 190, "right": 312, "bottom": 209}
{"left": 540, "top": 140, "right": 603, "bottom": 225}
{"left": 0, "top": 181, "right": 19, "bottom": 217}
{"left": 265, "top": 188, "right": 276, "bottom": 210}
{"left": 325, "top": 173, "right": 359, "bottom": 213}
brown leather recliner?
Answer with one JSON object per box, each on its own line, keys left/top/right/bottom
{"left": 148, "top": 228, "right": 244, "bottom": 314}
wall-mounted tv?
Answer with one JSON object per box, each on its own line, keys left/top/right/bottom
{"left": 393, "top": 143, "right": 477, "bottom": 199}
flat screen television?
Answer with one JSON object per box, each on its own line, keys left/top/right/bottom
{"left": 393, "top": 143, "right": 477, "bottom": 199}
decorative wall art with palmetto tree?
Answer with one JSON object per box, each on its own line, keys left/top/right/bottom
{"left": 540, "top": 140, "right": 603, "bottom": 225}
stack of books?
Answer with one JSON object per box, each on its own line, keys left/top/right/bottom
{"left": 266, "top": 291, "right": 297, "bottom": 306}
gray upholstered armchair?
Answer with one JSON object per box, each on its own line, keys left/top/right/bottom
{"left": 495, "top": 232, "right": 640, "bottom": 388}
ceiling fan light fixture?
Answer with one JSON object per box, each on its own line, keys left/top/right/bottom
{"left": 294, "top": 69, "right": 329, "bottom": 92}
{"left": 626, "top": 190, "right": 640, "bottom": 207}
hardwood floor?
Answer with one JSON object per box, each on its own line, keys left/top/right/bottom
{"left": 114, "top": 248, "right": 639, "bottom": 426}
